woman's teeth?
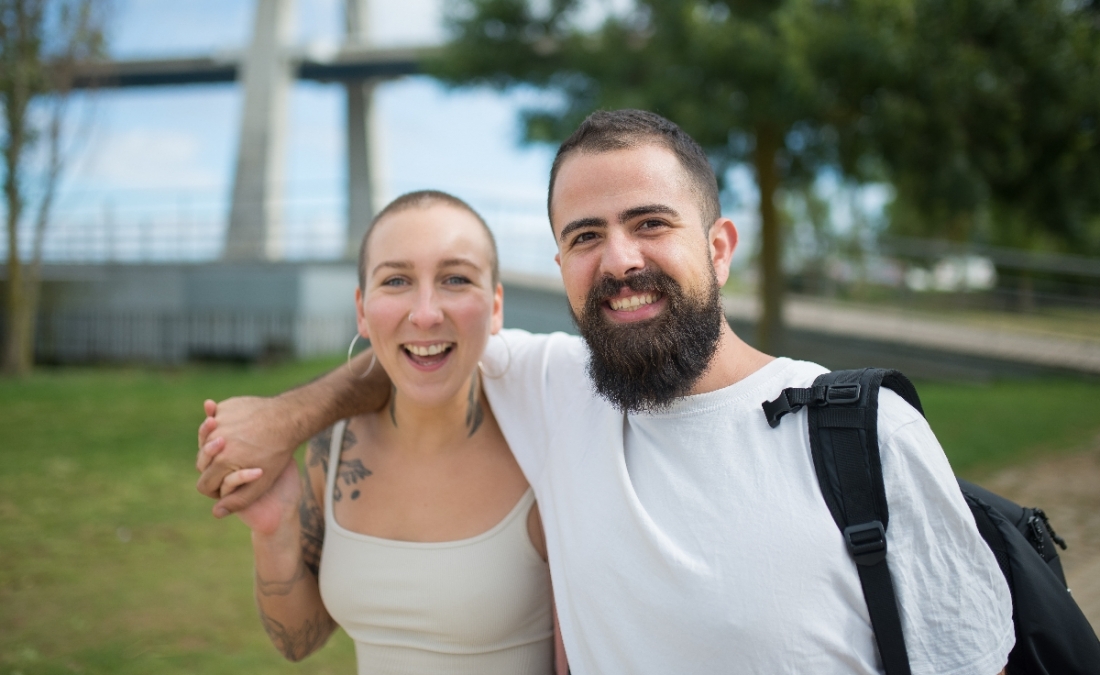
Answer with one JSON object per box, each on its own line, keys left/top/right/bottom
{"left": 405, "top": 343, "right": 453, "bottom": 357}
{"left": 608, "top": 293, "right": 658, "bottom": 311}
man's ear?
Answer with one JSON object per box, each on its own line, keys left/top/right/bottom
{"left": 709, "top": 217, "right": 738, "bottom": 286}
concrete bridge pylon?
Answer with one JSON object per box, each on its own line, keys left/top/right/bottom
{"left": 225, "top": 0, "right": 383, "bottom": 262}
{"left": 225, "top": 0, "right": 295, "bottom": 261}
{"left": 345, "top": 0, "right": 384, "bottom": 260}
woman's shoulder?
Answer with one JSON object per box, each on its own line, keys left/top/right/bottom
{"left": 305, "top": 420, "right": 350, "bottom": 477}
{"left": 303, "top": 418, "right": 360, "bottom": 508}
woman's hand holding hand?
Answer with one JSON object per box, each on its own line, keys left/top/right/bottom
{"left": 196, "top": 397, "right": 302, "bottom": 518}
{"left": 232, "top": 461, "right": 302, "bottom": 538}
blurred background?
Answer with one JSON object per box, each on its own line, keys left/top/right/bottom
{"left": 1, "top": 1, "right": 1099, "bottom": 673}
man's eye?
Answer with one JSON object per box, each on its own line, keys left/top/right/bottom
{"left": 639, "top": 219, "right": 666, "bottom": 230}
{"left": 572, "top": 231, "right": 597, "bottom": 246}
{"left": 381, "top": 277, "right": 408, "bottom": 287}
{"left": 444, "top": 275, "right": 471, "bottom": 285}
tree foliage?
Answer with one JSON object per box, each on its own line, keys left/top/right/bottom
{"left": 814, "top": 0, "right": 1100, "bottom": 252}
{"left": 428, "top": 0, "right": 1100, "bottom": 351}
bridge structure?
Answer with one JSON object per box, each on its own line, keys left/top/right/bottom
{"left": 71, "top": 0, "right": 431, "bottom": 261}
{"left": 41, "top": 4, "right": 1100, "bottom": 377}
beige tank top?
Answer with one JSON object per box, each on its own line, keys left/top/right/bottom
{"left": 318, "top": 419, "right": 553, "bottom": 675}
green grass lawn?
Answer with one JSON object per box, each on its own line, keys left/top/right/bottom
{"left": 0, "top": 360, "right": 355, "bottom": 675}
{"left": 1, "top": 362, "right": 1099, "bottom": 674}
{"left": 916, "top": 378, "right": 1100, "bottom": 476}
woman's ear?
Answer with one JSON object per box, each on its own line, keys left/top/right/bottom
{"left": 355, "top": 287, "right": 370, "bottom": 339}
{"left": 490, "top": 282, "right": 505, "bottom": 335}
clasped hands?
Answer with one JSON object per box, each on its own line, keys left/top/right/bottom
{"left": 195, "top": 396, "right": 300, "bottom": 518}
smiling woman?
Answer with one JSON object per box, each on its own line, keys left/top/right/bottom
{"left": 219, "top": 190, "right": 560, "bottom": 675}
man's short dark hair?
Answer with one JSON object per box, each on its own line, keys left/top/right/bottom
{"left": 358, "top": 189, "right": 499, "bottom": 289}
{"left": 548, "top": 109, "right": 722, "bottom": 229}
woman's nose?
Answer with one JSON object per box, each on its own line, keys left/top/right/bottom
{"left": 408, "top": 289, "right": 444, "bottom": 328}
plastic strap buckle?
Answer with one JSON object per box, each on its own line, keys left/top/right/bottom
{"left": 762, "top": 391, "right": 797, "bottom": 428}
{"left": 844, "top": 521, "right": 887, "bottom": 566}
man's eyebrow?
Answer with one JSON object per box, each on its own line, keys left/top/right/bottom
{"left": 618, "top": 203, "right": 679, "bottom": 223}
{"left": 559, "top": 217, "right": 606, "bottom": 243}
{"left": 558, "top": 204, "right": 679, "bottom": 243}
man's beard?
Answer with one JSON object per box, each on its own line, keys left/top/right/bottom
{"left": 570, "top": 267, "right": 724, "bottom": 414}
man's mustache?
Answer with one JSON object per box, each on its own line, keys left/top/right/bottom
{"left": 587, "top": 269, "right": 676, "bottom": 307}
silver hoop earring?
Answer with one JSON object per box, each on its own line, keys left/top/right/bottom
{"left": 478, "top": 333, "right": 512, "bottom": 379}
{"left": 347, "top": 333, "right": 377, "bottom": 380}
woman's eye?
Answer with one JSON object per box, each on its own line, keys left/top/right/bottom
{"left": 443, "top": 275, "right": 471, "bottom": 285}
{"left": 381, "top": 277, "right": 408, "bottom": 287}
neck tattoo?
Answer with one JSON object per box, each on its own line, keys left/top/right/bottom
{"left": 465, "top": 376, "right": 484, "bottom": 437}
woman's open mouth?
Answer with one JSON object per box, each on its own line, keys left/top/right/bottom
{"left": 402, "top": 342, "right": 455, "bottom": 369}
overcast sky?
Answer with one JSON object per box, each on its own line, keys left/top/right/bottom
{"left": 45, "top": 0, "right": 758, "bottom": 275}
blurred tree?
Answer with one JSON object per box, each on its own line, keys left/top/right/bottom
{"left": 812, "top": 0, "right": 1100, "bottom": 254}
{"left": 430, "top": 0, "right": 1100, "bottom": 350}
{"left": 1, "top": 0, "right": 106, "bottom": 376}
{"left": 430, "top": 0, "right": 840, "bottom": 352}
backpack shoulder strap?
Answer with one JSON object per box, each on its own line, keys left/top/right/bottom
{"left": 763, "top": 367, "right": 918, "bottom": 675}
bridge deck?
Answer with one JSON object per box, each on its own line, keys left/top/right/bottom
{"left": 70, "top": 46, "right": 429, "bottom": 89}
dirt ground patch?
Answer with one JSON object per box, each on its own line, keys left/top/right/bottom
{"left": 977, "top": 437, "right": 1100, "bottom": 630}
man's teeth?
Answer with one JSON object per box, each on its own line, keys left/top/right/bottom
{"left": 608, "top": 293, "right": 658, "bottom": 311}
{"left": 405, "top": 343, "right": 452, "bottom": 356}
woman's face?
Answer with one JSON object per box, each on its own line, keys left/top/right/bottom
{"left": 356, "top": 203, "right": 503, "bottom": 408}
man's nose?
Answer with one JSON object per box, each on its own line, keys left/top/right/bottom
{"left": 408, "top": 288, "right": 444, "bottom": 328}
{"left": 599, "top": 228, "right": 646, "bottom": 279}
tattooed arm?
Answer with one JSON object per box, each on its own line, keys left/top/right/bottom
{"left": 235, "top": 430, "right": 339, "bottom": 662}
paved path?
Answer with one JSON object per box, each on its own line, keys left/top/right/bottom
{"left": 724, "top": 295, "right": 1100, "bottom": 375}
{"left": 500, "top": 273, "right": 1100, "bottom": 376}
{"left": 979, "top": 440, "right": 1100, "bottom": 630}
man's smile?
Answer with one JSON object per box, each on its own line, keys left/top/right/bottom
{"left": 607, "top": 292, "right": 661, "bottom": 312}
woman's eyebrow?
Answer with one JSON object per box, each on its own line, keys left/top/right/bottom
{"left": 438, "top": 257, "right": 480, "bottom": 270}
{"left": 371, "top": 260, "right": 412, "bottom": 276}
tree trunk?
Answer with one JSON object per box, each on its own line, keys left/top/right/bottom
{"left": 2, "top": 265, "right": 36, "bottom": 376}
{"left": 2, "top": 197, "right": 33, "bottom": 377}
{"left": 2, "top": 66, "right": 32, "bottom": 376}
{"left": 754, "top": 123, "right": 784, "bottom": 354}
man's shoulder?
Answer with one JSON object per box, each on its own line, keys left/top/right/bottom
{"left": 753, "top": 357, "right": 830, "bottom": 393}
{"left": 764, "top": 361, "right": 927, "bottom": 431}
{"left": 483, "top": 329, "right": 593, "bottom": 409}
{"left": 496, "top": 328, "right": 583, "bottom": 351}
{"left": 878, "top": 387, "right": 929, "bottom": 436}
{"left": 493, "top": 328, "right": 587, "bottom": 373}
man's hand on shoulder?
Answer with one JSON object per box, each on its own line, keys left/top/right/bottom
{"left": 196, "top": 396, "right": 301, "bottom": 517}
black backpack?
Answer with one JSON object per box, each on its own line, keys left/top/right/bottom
{"left": 762, "top": 367, "right": 1100, "bottom": 675}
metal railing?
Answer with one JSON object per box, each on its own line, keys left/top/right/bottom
{"left": 0, "top": 187, "right": 561, "bottom": 275}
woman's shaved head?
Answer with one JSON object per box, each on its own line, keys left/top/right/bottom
{"left": 358, "top": 190, "right": 499, "bottom": 290}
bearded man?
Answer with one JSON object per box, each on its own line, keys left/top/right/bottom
{"left": 196, "top": 110, "right": 1012, "bottom": 675}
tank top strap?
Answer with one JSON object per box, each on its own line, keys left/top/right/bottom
{"left": 324, "top": 418, "right": 349, "bottom": 523}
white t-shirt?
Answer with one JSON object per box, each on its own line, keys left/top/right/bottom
{"left": 481, "top": 329, "right": 1013, "bottom": 675}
